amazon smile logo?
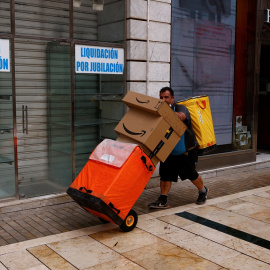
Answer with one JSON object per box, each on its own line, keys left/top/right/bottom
{"left": 136, "top": 97, "right": 150, "bottom": 104}
{"left": 123, "top": 123, "right": 146, "bottom": 137}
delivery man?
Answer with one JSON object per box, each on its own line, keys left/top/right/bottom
{"left": 148, "top": 87, "right": 208, "bottom": 209}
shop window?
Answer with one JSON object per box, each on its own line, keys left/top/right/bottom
{"left": 171, "top": 0, "right": 256, "bottom": 154}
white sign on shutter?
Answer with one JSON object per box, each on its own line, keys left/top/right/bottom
{"left": 0, "top": 39, "right": 10, "bottom": 72}
{"left": 75, "top": 45, "right": 124, "bottom": 74}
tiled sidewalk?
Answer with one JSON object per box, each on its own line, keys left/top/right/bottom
{"left": 0, "top": 166, "right": 270, "bottom": 247}
{"left": 0, "top": 185, "right": 269, "bottom": 269}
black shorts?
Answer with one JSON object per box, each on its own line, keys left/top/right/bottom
{"left": 159, "top": 148, "right": 199, "bottom": 182}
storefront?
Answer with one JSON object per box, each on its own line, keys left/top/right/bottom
{"left": 0, "top": 0, "right": 125, "bottom": 200}
{"left": 0, "top": 0, "right": 268, "bottom": 201}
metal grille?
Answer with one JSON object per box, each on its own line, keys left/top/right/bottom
{"left": 15, "top": 0, "right": 70, "bottom": 39}
{"left": 0, "top": 0, "right": 11, "bottom": 34}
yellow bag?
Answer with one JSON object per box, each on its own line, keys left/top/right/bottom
{"left": 178, "top": 96, "right": 216, "bottom": 153}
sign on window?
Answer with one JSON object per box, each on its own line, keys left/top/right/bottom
{"left": 75, "top": 45, "right": 124, "bottom": 74}
{"left": 0, "top": 39, "right": 10, "bottom": 72}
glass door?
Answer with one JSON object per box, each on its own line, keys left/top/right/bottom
{"left": 0, "top": 39, "right": 15, "bottom": 199}
{"left": 15, "top": 39, "right": 72, "bottom": 198}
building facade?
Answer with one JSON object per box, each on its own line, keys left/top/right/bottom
{"left": 0, "top": 0, "right": 268, "bottom": 201}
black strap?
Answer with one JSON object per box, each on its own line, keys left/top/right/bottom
{"left": 109, "top": 202, "right": 120, "bottom": 214}
{"left": 141, "top": 156, "right": 153, "bottom": 171}
{"left": 79, "top": 187, "right": 120, "bottom": 214}
{"left": 149, "top": 140, "right": 164, "bottom": 159}
{"left": 165, "top": 127, "right": 173, "bottom": 139}
{"left": 79, "top": 187, "right": 92, "bottom": 194}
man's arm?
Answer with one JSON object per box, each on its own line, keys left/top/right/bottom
{"left": 175, "top": 111, "right": 186, "bottom": 121}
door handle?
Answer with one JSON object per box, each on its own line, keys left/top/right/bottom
{"left": 22, "top": 105, "right": 28, "bottom": 134}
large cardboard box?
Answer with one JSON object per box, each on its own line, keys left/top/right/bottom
{"left": 115, "top": 92, "right": 187, "bottom": 163}
{"left": 122, "top": 91, "right": 186, "bottom": 137}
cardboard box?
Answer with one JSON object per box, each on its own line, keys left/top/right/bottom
{"left": 122, "top": 91, "right": 186, "bottom": 137}
{"left": 114, "top": 107, "right": 181, "bottom": 162}
{"left": 116, "top": 135, "right": 160, "bottom": 166}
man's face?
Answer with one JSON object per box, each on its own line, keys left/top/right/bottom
{"left": 160, "top": 90, "right": 174, "bottom": 107}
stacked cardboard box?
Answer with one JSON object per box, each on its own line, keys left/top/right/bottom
{"left": 115, "top": 91, "right": 187, "bottom": 166}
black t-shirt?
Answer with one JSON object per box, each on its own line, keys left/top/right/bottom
{"left": 173, "top": 103, "right": 198, "bottom": 151}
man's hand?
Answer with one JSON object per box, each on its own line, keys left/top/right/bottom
{"left": 175, "top": 111, "right": 186, "bottom": 121}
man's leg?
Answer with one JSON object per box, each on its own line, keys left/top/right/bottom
{"left": 160, "top": 180, "right": 172, "bottom": 195}
{"left": 148, "top": 180, "right": 171, "bottom": 209}
{"left": 190, "top": 175, "right": 204, "bottom": 190}
{"left": 190, "top": 175, "right": 208, "bottom": 205}
{"left": 148, "top": 155, "right": 176, "bottom": 209}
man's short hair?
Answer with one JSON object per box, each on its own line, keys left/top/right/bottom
{"left": 160, "top": 86, "right": 174, "bottom": 97}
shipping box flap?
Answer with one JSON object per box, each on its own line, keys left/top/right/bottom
{"left": 122, "top": 91, "right": 187, "bottom": 137}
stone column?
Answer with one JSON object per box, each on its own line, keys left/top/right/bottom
{"left": 126, "top": 0, "right": 172, "bottom": 98}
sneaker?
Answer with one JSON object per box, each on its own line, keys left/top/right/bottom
{"left": 148, "top": 196, "right": 169, "bottom": 209}
{"left": 196, "top": 186, "right": 209, "bottom": 205}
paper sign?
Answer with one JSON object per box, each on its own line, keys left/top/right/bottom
{"left": 75, "top": 45, "right": 124, "bottom": 74}
{"left": 0, "top": 39, "right": 10, "bottom": 72}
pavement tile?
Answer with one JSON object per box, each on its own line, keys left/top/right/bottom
{"left": 91, "top": 227, "right": 160, "bottom": 253}
{"left": 0, "top": 250, "right": 48, "bottom": 270}
{"left": 15, "top": 219, "right": 45, "bottom": 238}
{"left": 248, "top": 209, "right": 270, "bottom": 223}
{"left": 30, "top": 215, "right": 63, "bottom": 234}
{"left": 38, "top": 212, "right": 71, "bottom": 232}
{"left": 0, "top": 238, "right": 8, "bottom": 247}
{"left": 230, "top": 218, "right": 270, "bottom": 241}
{"left": 47, "top": 235, "right": 122, "bottom": 269}
{"left": 182, "top": 223, "right": 235, "bottom": 243}
{"left": 222, "top": 253, "right": 270, "bottom": 270}
{"left": 83, "top": 257, "right": 145, "bottom": 269}
{"left": 28, "top": 244, "right": 77, "bottom": 270}
{"left": 139, "top": 219, "right": 198, "bottom": 248}
{"left": 256, "top": 191, "right": 270, "bottom": 198}
{"left": 169, "top": 234, "right": 240, "bottom": 266}
{"left": 240, "top": 195, "right": 270, "bottom": 208}
{"left": 158, "top": 214, "right": 195, "bottom": 227}
{"left": 0, "top": 223, "right": 26, "bottom": 242}
{"left": 122, "top": 239, "right": 221, "bottom": 270}
{"left": 46, "top": 211, "right": 82, "bottom": 230}
{"left": 0, "top": 263, "right": 7, "bottom": 270}
{"left": 223, "top": 237, "right": 270, "bottom": 265}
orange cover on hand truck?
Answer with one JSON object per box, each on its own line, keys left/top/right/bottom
{"left": 66, "top": 139, "right": 155, "bottom": 231}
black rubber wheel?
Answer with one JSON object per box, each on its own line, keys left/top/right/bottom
{"left": 119, "top": 209, "right": 138, "bottom": 232}
{"left": 99, "top": 217, "right": 109, "bottom": 224}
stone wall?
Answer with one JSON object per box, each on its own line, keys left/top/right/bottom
{"left": 126, "top": 0, "right": 172, "bottom": 98}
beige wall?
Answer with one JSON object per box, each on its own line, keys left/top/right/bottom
{"left": 126, "top": 0, "right": 171, "bottom": 99}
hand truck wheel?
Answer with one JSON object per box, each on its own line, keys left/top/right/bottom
{"left": 119, "top": 209, "right": 138, "bottom": 232}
